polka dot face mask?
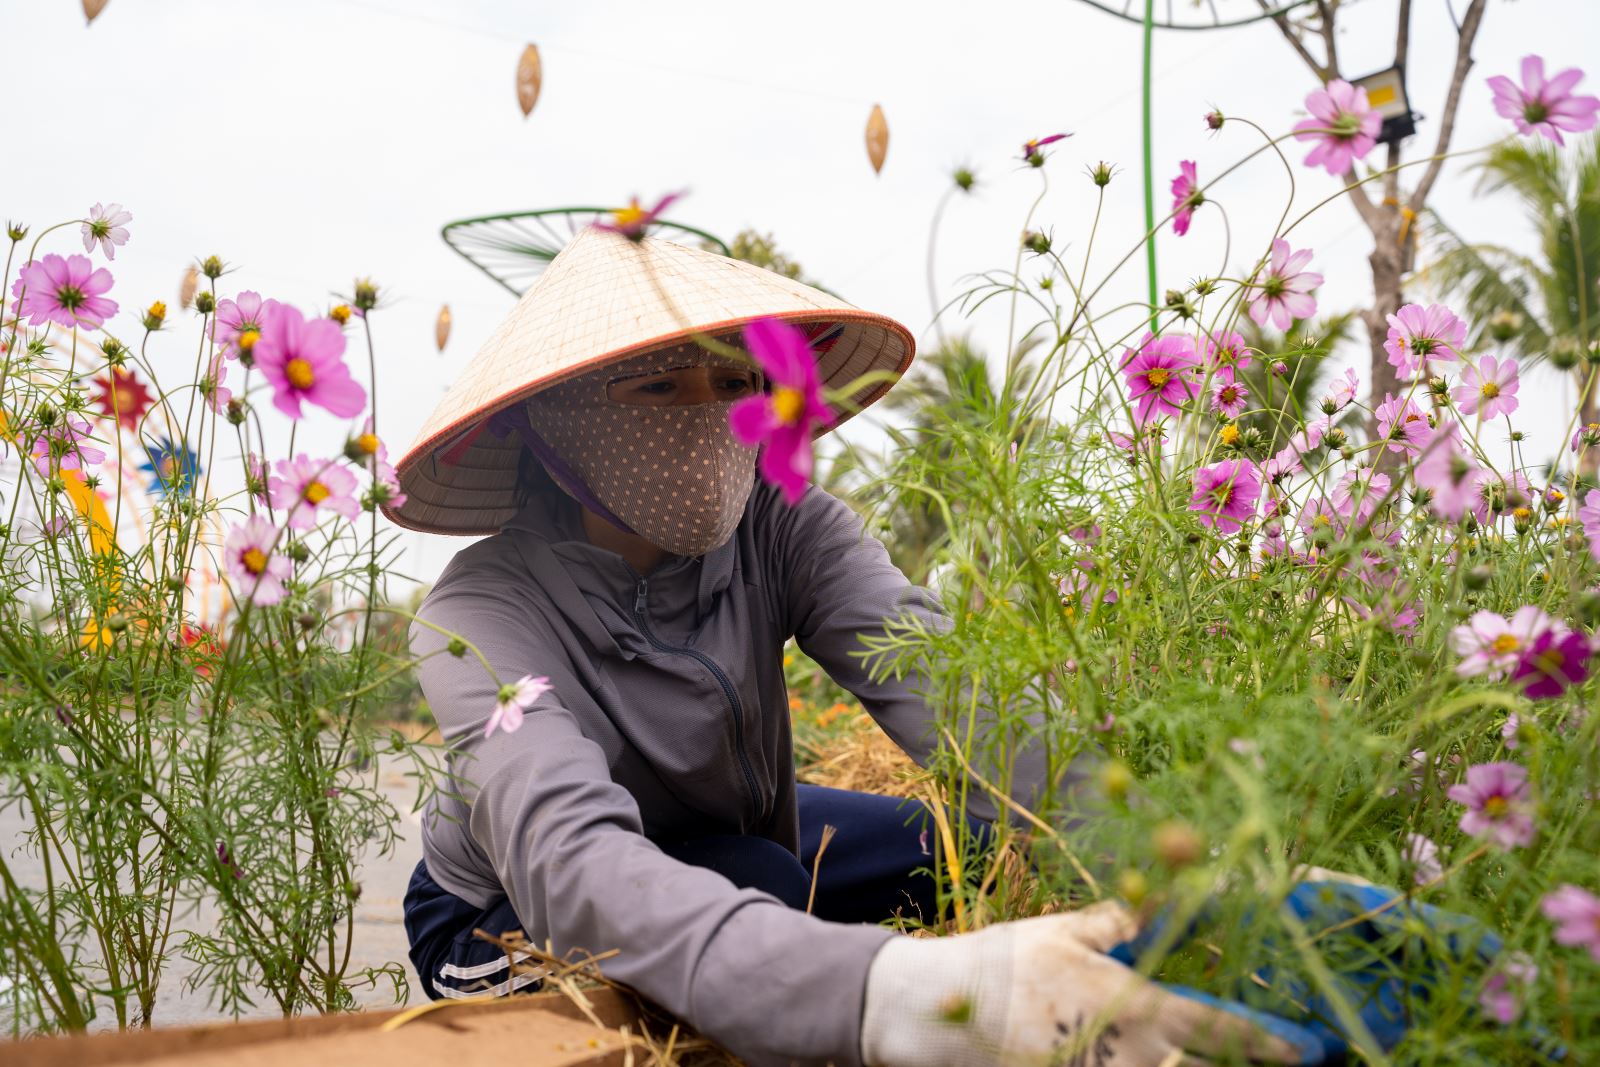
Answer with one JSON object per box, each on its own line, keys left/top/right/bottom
{"left": 524, "top": 345, "right": 760, "bottom": 558}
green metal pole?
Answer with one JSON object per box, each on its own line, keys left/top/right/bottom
{"left": 1141, "top": 0, "right": 1158, "bottom": 321}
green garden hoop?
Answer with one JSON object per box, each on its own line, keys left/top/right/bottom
{"left": 441, "top": 208, "right": 732, "bottom": 297}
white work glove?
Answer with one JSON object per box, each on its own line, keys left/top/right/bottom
{"left": 861, "top": 903, "right": 1311, "bottom": 1067}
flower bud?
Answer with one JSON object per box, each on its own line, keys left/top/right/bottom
{"left": 1272, "top": 360, "right": 1289, "bottom": 377}
{"left": 286, "top": 540, "right": 310, "bottom": 564}
{"left": 1325, "top": 427, "right": 1348, "bottom": 449}
{"left": 1240, "top": 426, "right": 1265, "bottom": 451}
{"left": 1588, "top": 340, "right": 1600, "bottom": 367}
{"left": 201, "top": 255, "right": 226, "bottom": 279}
{"left": 1022, "top": 230, "right": 1051, "bottom": 255}
{"left": 1543, "top": 487, "right": 1565, "bottom": 512}
{"left": 143, "top": 301, "right": 167, "bottom": 331}
{"left": 1550, "top": 338, "right": 1581, "bottom": 370}
{"left": 1320, "top": 398, "right": 1339, "bottom": 416}
{"left": 1488, "top": 309, "right": 1522, "bottom": 342}
{"left": 1153, "top": 821, "right": 1204, "bottom": 870}
{"left": 297, "top": 612, "right": 319, "bottom": 631}
{"left": 1425, "top": 376, "right": 1448, "bottom": 399}
{"left": 226, "top": 398, "right": 248, "bottom": 425}
{"left": 106, "top": 612, "right": 130, "bottom": 633}
{"left": 1512, "top": 506, "right": 1534, "bottom": 533}
{"left": 1164, "top": 290, "right": 1196, "bottom": 320}
{"left": 1205, "top": 110, "right": 1224, "bottom": 131}
{"left": 1117, "top": 868, "right": 1149, "bottom": 907}
{"left": 1192, "top": 277, "right": 1219, "bottom": 296}
{"left": 1089, "top": 161, "right": 1116, "bottom": 187}
{"left": 1339, "top": 445, "right": 1355, "bottom": 462}
{"left": 101, "top": 337, "right": 127, "bottom": 364}
{"left": 6, "top": 220, "right": 27, "bottom": 241}
{"left": 352, "top": 277, "right": 379, "bottom": 311}
{"left": 1508, "top": 430, "right": 1525, "bottom": 443}
{"left": 952, "top": 167, "right": 976, "bottom": 192}
{"left": 330, "top": 304, "right": 353, "bottom": 325}
{"left": 447, "top": 636, "right": 468, "bottom": 658}
{"left": 194, "top": 290, "right": 216, "bottom": 314}
{"left": 1100, "top": 761, "right": 1134, "bottom": 804}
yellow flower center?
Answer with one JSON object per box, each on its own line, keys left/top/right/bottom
{"left": 1491, "top": 634, "right": 1521, "bottom": 654}
{"left": 1219, "top": 425, "right": 1241, "bottom": 445}
{"left": 242, "top": 547, "right": 268, "bottom": 575}
{"left": 285, "top": 358, "right": 315, "bottom": 390}
{"left": 1146, "top": 369, "right": 1171, "bottom": 388}
{"left": 330, "top": 304, "right": 353, "bottom": 324}
{"left": 612, "top": 199, "right": 647, "bottom": 227}
{"left": 355, "top": 432, "right": 381, "bottom": 456}
{"left": 1481, "top": 382, "right": 1500, "bottom": 399}
{"left": 304, "top": 481, "right": 330, "bottom": 505}
{"left": 1312, "top": 514, "right": 1331, "bottom": 527}
{"left": 771, "top": 386, "right": 805, "bottom": 425}
{"left": 1512, "top": 506, "right": 1532, "bottom": 521}
{"left": 1483, "top": 795, "right": 1509, "bottom": 818}
{"left": 238, "top": 329, "right": 260, "bottom": 353}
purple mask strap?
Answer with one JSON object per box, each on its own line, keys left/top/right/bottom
{"left": 488, "top": 406, "right": 638, "bottom": 537}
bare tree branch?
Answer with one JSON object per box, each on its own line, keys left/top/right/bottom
{"left": 1408, "top": 0, "right": 1490, "bottom": 212}
{"left": 1314, "top": 0, "right": 1341, "bottom": 78}
{"left": 1259, "top": 0, "right": 1326, "bottom": 77}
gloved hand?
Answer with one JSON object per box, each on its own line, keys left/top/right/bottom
{"left": 1105, "top": 872, "right": 1567, "bottom": 1064}
{"left": 860, "top": 901, "right": 1325, "bottom": 1067}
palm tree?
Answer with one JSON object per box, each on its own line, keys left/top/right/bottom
{"left": 1423, "top": 135, "right": 1600, "bottom": 471}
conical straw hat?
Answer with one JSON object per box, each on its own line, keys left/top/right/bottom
{"left": 385, "top": 227, "right": 916, "bottom": 535}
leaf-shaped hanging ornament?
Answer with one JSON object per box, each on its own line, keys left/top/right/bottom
{"left": 865, "top": 104, "right": 889, "bottom": 175}
{"left": 178, "top": 265, "right": 199, "bottom": 310}
{"left": 435, "top": 304, "right": 452, "bottom": 352}
{"left": 516, "top": 44, "right": 542, "bottom": 117}
{"left": 83, "top": 0, "right": 109, "bottom": 23}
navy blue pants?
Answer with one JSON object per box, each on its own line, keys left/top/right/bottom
{"left": 404, "top": 784, "right": 978, "bottom": 1000}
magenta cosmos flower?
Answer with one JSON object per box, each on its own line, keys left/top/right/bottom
{"left": 1120, "top": 332, "right": 1198, "bottom": 424}
{"left": 1203, "top": 330, "right": 1252, "bottom": 380}
{"left": 1479, "top": 957, "right": 1537, "bottom": 1026}
{"left": 1471, "top": 469, "right": 1535, "bottom": 526}
{"left": 81, "top": 202, "right": 133, "bottom": 259}
{"left": 1384, "top": 302, "right": 1466, "bottom": 377}
{"left": 1210, "top": 377, "right": 1250, "bottom": 420}
{"left": 1542, "top": 885, "right": 1600, "bottom": 962}
{"left": 485, "top": 674, "right": 554, "bottom": 738}
{"left": 1413, "top": 423, "right": 1481, "bottom": 521}
{"left": 593, "top": 192, "right": 684, "bottom": 241}
{"left": 1021, "top": 133, "right": 1070, "bottom": 165}
{"left": 1579, "top": 489, "right": 1600, "bottom": 562}
{"left": 1572, "top": 422, "right": 1600, "bottom": 453}
{"left": 10, "top": 254, "right": 119, "bottom": 330}
{"left": 1322, "top": 367, "right": 1360, "bottom": 412}
{"left": 213, "top": 291, "right": 280, "bottom": 360}
{"left": 1189, "top": 459, "right": 1261, "bottom": 534}
{"left": 224, "top": 514, "right": 293, "bottom": 606}
{"left": 1512, "top": 626, "right": 1592, "bottom": 699}
{"left": 728, "top": 317, "right": 832, "bottom": 505}
{"left": 268, "top": 454, "right": 361, "bottom": 531}
{"left": 1488, "top": 55, "right": 1600, "bottom": 146}
{"left": 1452, "top": 356, "right": 1519, "bottom": 420}
{"left": 252, "top": 304, "right": 367, "bottom": 420}
{"left": 1446, "top": 761, "right": 1535, "bottom": 849}
{"left": 1374, "top": 393, "right": 1432, "bottom": 456}
{"left": 1169, "top": 160, "right": 1202, "bottom": 236}
{"left": 30, "top": 412, "right": 106, "bottom": 476}
{"left": 1293, "top": 79, "right": 1382, "bottom": 175}
{"left": 1247, "top": 240, "right": 1321, "bottom": 330}
{"left": 1451, "top": 605, "right": 1556, "bottom": 680}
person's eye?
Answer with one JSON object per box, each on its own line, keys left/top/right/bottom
{"left": 718, "top": 375, "right": 756, "bottom": 394}
{"left": 636, "top": 380, "right": 676, "bottom": 395}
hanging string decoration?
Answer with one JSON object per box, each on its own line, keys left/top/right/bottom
{"left": 865, "top": 103, "right": 889, "bottom": 175}
{"left": 435, "top": 304, "right": 452, "bottom": 352}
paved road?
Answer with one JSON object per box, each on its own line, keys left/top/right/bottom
{"left": 0, "top": 757, "right": 427, "bottom": 1033}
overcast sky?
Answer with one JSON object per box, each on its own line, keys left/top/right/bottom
{"left": 6, "top": 0, "right": 1597, "bottom": 589}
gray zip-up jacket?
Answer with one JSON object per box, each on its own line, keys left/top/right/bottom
{"left": 411, "top": 480, "right": 1048, "bottom": 1066}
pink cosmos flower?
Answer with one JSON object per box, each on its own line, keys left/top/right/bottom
{"left": 1203, "top": 331, "right": 1252, "bottom": 380}
{"left": 203, "top": 355, "right": 232, "bottom": 414}
{"left": 1108, "top": 426, "right": 1167, "bottom": 455}
{"left": 81, "top": 202, "right": 133, "bottom": 259}
{"left": 1541, "top": 884, "right": 1600, "bottom": 962}
{"left": 1446, "top": 761, "right": 1535, "bottom": 850}
{"left": 1512, "top": 627, "right": 1591, "bottom": 698}
{"left": 213, "top": 291, "right": 280, "bottom": 359}
{"left": 1297, "top": 495, "right": 1343, "bottom": 542}
{"left": 1479, "top": 957, "right": 1538, "bottom": 1026}
{"left": 1471, "top": 470, "right": 1535, "bottom": 526}
{"left": 1260, "top": 446, "right": 1301, "bottom": 485}
{"left": 1384, "top": 303, "right": 1466, "bottom": 378}
{"left": 1322, "top": 367, "right": 1359, "bottom": 411}
{"left": 1502, "top": 713, "right": 1524, "bottom": 751}
{"left": 1293, "top": 79, "right": 1382, "bottom": 175}
{"left": 1119, "top": 332, "right": 1199, "bottom": 424}
{"left": 269, "top": 454, "right": 361, "bottom": 531}
{"left": 1452, "top": 356, "right": 1520, "bottom": 420}
{"left": 1579, "top": 490, "right": 1600, "bottom": 562}
{"left": 1332, "top": 469, "right": 1391, "bottom": 523}
{"left": 1451, "top": 605, "right": 1557, "bottom": 679}
{"left": 1021, "top": 133, "right": 1071, "bottom": 164}
{"left": 355, "top": 416, "right": 407, "bottom": 508}
{"left": 485, "top": 674, "right": 554, "bottom": 738}
{"left": 1401, "top": 833, "right": 1443, "bottom": 886}
{"left": 1247, "top": 240, "right": 1321, "bottom": 330}
{"left": 224, "top": 514, "right": 293, "bottom": 606}
{"left": 1210, "top": 377, "right": 1250, "bottom": 419}
{"left": 1572, "top": 422, "right": 1600, "bottom": 453}
{"left": 1259, "top": 521, "right": 1288, "bottom": 559}
{"left": 1170, "top": 160, "right": 1202, "bottom": 236}
{"left": 10, "top": 254, "right": 119, "bottom": 330}
{"left": 1413, "top": 423, "right": 1481, "bottom": 521}
{"left": 1056, "top": 560, "right": 1119, "bottom": 609}
{"left": 1488, "top": 55, "right": 1600, "bottom": 146}
{"left": 593, "top": 192, "right": 684, "bottom": 241}
{"left": 30, "top": 412, "right": 106, "bottom": 476}
{"left": 252, "top": 304, "right": 367, "bottom": 420}
{"left": 1189, "top": 459, "right": 1261, "bottom": 534}
{"left": 729, "top": 317, "right": 833, "bottom": 505}
{"left": 1374, "top": 393, "right": 1432, "bottom": 456}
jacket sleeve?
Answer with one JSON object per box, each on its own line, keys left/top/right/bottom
{"left": 412, "top": 564, "right": 892, "bottom": 1067}
{"left": 775, "top": 485, "right": 1062, "bottom": 822}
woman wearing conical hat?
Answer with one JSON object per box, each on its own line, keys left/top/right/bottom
{"left": 387, "top": 229, "right": 1311, "bottom": 1067}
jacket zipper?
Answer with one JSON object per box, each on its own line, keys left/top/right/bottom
{"left": 633, "top": 577, "right": 763, "bottom": 825}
